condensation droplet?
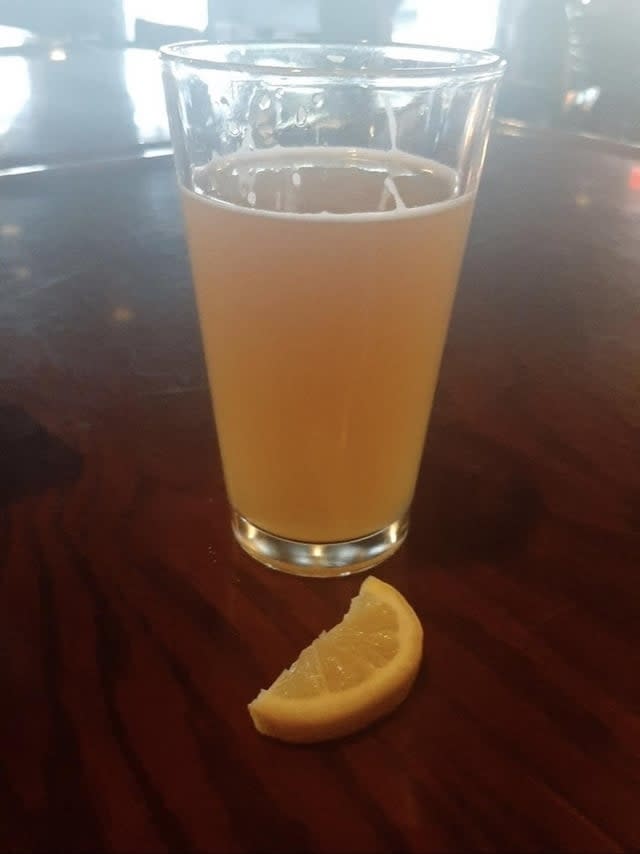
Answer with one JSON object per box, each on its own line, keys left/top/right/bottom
{"left": 295, "top": 106, "right": 307, "bottom": 127}
{"left": 231, "top": 167, "right": 239, "bottom": 177}
{"left": 220, "top": 96, "right": 229, "bottom": 106}
{"left": 369, "top": 124, "right": 375, "bottom": 138}
{"left": 312, "top": 93, "right": 324, "bottom": 109}
{"left": 248, "top": 191, "right": 256, "bottom": 206}
{"left": 292, "top": 172, "right": 301, "bottom": 187}
{"left": 327, "top": 53, "right": 345, "bottom": 64}
{"left": 275, "top": 88, "right": 284, "bottom": 100}
{"left": 228, "top": 120, "right": 241, "bottom": 137}
{"left": 258, "top": 93, "right": 271, "bottom": 110}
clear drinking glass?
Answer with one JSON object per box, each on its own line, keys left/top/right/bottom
{"left": 161, "top": 42, "right": 504, "bottom": 577}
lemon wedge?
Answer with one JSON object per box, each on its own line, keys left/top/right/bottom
{"left": 248, "top": 576, "right": 423, "bottom": 743}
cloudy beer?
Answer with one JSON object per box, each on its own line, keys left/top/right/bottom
{"left": 182, "top": 147, "right": 474, "bottom": 545}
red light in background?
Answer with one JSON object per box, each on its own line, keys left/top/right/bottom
{"left": 629, "top": 164, "right": 640, "bottom": 191}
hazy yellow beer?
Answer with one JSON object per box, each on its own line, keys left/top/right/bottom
{"left": 162, "top": 42, "right": 504, "bottom": 574}
{"left": 182, "top": 147, "right": 474, "bottom": 544}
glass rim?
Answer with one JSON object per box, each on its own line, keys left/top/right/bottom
{"left": 159, "top": 41, "right": 506, "bottom": 82}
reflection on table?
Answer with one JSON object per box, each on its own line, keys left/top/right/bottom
{"left": 0, "top": 45, "right": 168, "bottom": 171}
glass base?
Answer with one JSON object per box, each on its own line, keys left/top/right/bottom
{"left": 232, "top": 511, "right": 409, "bottom": 578}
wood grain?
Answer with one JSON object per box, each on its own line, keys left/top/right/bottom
{"left": 1, "top": 130, "right": 639, "bottom": 853}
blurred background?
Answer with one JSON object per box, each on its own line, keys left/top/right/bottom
{"left": 0, "top": 0, "right": 638, "bottom": 172}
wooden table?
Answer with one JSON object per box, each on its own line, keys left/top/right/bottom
{"left": 2, "top": 127, "right": 639, "bottom": 853}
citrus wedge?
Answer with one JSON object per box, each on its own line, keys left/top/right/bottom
{"left": 248, "top": 576, "right": 423, "bottom": 743}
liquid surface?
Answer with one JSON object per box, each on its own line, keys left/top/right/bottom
{"left": 183, "top": 147, "right": 474, "bottom": 542}
{"left": 193, "top": 146, "right": 458, "bottom": 215}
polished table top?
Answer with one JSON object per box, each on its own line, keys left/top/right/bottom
{"left": 0, "top": 45, "right": 169, "bottom": 172}
{"left": 2, "top": 129, "right": 639, "bottom": 853}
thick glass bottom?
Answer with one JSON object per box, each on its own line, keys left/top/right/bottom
{"left": 231, "top": 510, "right": 409, "bottom": 578}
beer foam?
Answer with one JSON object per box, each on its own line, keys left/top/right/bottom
{"left": 187, "top": 146, "right": 473, "bottom": 222}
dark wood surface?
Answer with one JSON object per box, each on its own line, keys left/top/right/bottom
{"left": 1, "top": 128, "right": 639, "bottom": 854}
